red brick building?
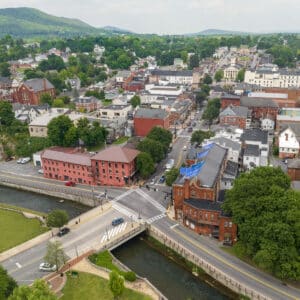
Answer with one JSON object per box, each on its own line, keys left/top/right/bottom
{"left": 74, "top": 96, "right": 101, "bottom": 112}
{"left": 220, "top": 94, "right": 241, "bottom": 109}
{"left": 134, "top": 108, "right": 170, "bottom": 137}
{"left": 91, "top": 146, "right": 139, "bottom": 186}
{"left": 173, "top": 144, "right": 237, "bottom": 244}
{"left": 41, "top": 146, "right": 139, "bottom": 187}
{"left": 287, "top": 160, "right": 300, "bottom": 181}
{"left": 13, "top": 78, "right": 55, "bottom": 105}
{"left": 219, "top": 105, "right": 251, "bottom": 129}
{"left": 240, "top": 96, "right": 279, "bottom": 120}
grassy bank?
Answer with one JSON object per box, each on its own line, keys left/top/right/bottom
{"left": 0, "top": 203, "right": 47, "bottom": 217}
{"left": 0, "top": 209, "right": 48, "bottom": 252}
{"left": 61, "top": 272, "right": 152, "bottom": 300}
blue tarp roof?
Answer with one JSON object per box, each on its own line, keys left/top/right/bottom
{"left": 180, "top": 161, "right": 205, "bottom": 178}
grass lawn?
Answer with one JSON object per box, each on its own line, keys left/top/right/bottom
{"left": 0, "top": 209, "right": 48, "bottom": 253}
{"left": 61, "top": 272, "right": 152, "bottom": 300}
{"left": 113, "top": 136, "right": 129, "bottom": 145}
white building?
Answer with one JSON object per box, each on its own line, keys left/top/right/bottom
{"left": 261, "top": 117, "right": 275, "bottom": 131}
{"left": 279, "top": 126, "right": 300, "bottom": 158}
{"left": 116, "top": 71, "right": 131, "bottom": 84}
{"left": 224, "top": 64, "right": 241, "bottom": 81}
{"left": 97, "top": 104, "right": 132, "bottom": 120}
{"left": 149, "top": 69, "right": 193, "bottom": 85}
{"left": 243, "top": 144, "right": 260, "bottom": 170}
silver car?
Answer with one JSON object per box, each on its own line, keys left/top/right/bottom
{"left": 39, "top": 262, "right": 56, "bottom": 272}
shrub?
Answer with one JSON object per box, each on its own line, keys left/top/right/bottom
{"left": 124, "top": 271, "right": 136, "bottom": 282}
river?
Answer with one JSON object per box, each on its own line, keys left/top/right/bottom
{"left": 0, "top": 185, "right": 89, "bottom": 218}
{"left": 113, "top": 236, "right": 233, "bottom": 300}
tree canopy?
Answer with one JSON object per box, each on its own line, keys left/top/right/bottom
{"left": 236, "top": 68, "right": 246, "bottom": 82}
{"left": 130, "top": 95, "right": 141, "bottom": 108}
{"left": 214, "top": 69, "right": 224, "bottom": 82}
{"left": 0, "top": 101, "right": 14, "bottom": 127}
{"left": 44, "top": 241, "right": 67, "bottom": 272}
{"left": 137, "top": 138, "right": 165, "bottom": 163}
{"left": 109, "top": 271, "right": 124, "bottom": 299}
{"left": 0, "top": 265, "right": 17, "bottom": 299}
{"left": 202, "top": 74, "right": 213, "bottom": 85}
{"left": 223, "top": 167, "right": 300, "bottom": 280}
{"left": 147, "top": 126, "right": 172, "bottom": 153}
{"left": 191, "top": 130, "right": 214, "bottom": 146}
{"left": 47, "top": 209, "right": 69, "bottom": 228}
{"left": 136, "top": 152, "right": 155, "bottom": 179}
{"left": 202, "top": 98, "right": 220, "bottom": 122}
{"left": 165, "top": 167, "right": 179, "bottom": 186}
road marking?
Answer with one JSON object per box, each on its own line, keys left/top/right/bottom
{"left": 100, "top": 222, "right": 128, "bottom": 243}
{"left": 15, "top": 262, "right": 22, "bottom": 268}
{"left": 112, "top": 202, "right": 139, "bottom": 221}
{"left": 172, "top": 227, "right": 298, "bottom": 300}
{"left": 136, "top": 189, "right": 166, "bottom": 213}
{"left": 170, "top": 223, "right": 179, "bottom": 229}
{"left": 146, "top": 214, "right": 166, "bottom": 224}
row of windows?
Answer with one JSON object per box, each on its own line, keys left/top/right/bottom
{"left": 185, "top": 208, "right": 218, "bottom": 221}
{"left": 95, "top": 161, "right": 126, "bottom": 169}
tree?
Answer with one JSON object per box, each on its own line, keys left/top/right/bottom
{"left": 47, "top": 209, "right": 69, "bottom": 228}
{"left": 52, "top": 98, "right": 64, "bottom": 108}
{"left": 147, "top": 126, "right": 173, "bottom": 153}
{"left": 44, "top": 241, "right": 67, "bottom": 272}
{"left": 191, "top": 130, "right": 214, "bottom": 146}
{"left": 223, "top": 167, "right": 300, "bottom": 280}
{"left": 200, "top": 84, "right": 211, "bottom": 96}
{"left": 136, "top": 152, "right": 155, "bottom": 179}
{"left": 40, "top": 93, "right": 52, "bottom": 106}
{"left": 9, "top": 279, "right": 57, "bottom": 300}
{"left": 214, "top": 69, "right": 224, "bottom": 82}
{"left": 202, "top": 74, "right": 213, "bottom": 85}
{"left": 0, "top": 62, "right": 11, "bottom": 77}
{"left": 39, "top": 54, "right": 65, "bottom": 72}
{"left": 47, "top": 115, "right": 74, "bottom": 146}
{"left": 130, "top": 95, "right": 141, "bottom": 108}
{"left": 188, "top": 54, "right": 199, "bottom": 69}
{"left": 0, "top": 265, "right": 17, "bottom": 299}
{"left": 0, "top": 101, "right": 14, "bottom": 126}
{"left": 195, "top": 91, "right": 207, "bottom": 107}
{"left": 109, "top": 271, "right": 124, "bottom": 299}
{"left": 165, "top": 168, "right": 179, "bottom": 186}
{"left": 202, "top": 98, "right": 220, "bottom": 123}
{"left": 236, "top": 68, "right": 246, "bottom": 82}
{"left": 137, "top": 138, "right": 165, "bottom": 163}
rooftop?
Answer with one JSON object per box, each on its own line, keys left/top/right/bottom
{"left": 23, "top": 78, "right": 54, "bottom": 92}
{"left": 151, "top": 69, "right": 193, "bottom": 77}
{"left": 184, "top": 199, "right": 229, "bottom": 216}
{"left": 29, "top": 108, "right": 70, "bottom": 126}
{"left": 91, "top": 146, "right": 139, "bottom": 163}
{"left": 134, "top": 108, "right": 168, "bottom": 119}
{"left": 241, "top": 128, "right": 268, "bottom": 144}
{"left": 244, "top": 144, "right": 260, "bottom": 157}
{"left": 220, "top": 105, "right": 249, "bottom": 118}
{"left": 240, "top": 96, "right": 278, "bottom": 108}
{"left": 224, "top": 160, "right": 239, "bottom": 177}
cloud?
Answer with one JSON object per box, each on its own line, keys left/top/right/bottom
{"left": 0, "top": 0, "right": 299, "bottom": 34}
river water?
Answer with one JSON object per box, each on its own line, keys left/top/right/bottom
{"left": 0, "top": 185, "right": 89, "bottom": 218}
{"left": 113, "top": 236, "right": 232, "bottom": 300}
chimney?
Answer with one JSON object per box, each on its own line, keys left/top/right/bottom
{"left": 43, "top": 78, "right": 47, "bottom": 91}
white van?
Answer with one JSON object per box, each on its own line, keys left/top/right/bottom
{"left": 165, "top": 159, "right": 175, "bottom": 170}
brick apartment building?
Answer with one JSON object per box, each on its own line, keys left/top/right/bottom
{"left": 134, "top": 108, "right": 170, "bottom": 137}
{"left": 173, "top": 144, "right": 237, "bottom": 244}
{"left": 220, "top": 94, "right": 241, "bottom": 109}
{"left": 41, "top": 146, "right": 139, "bottom": 187}
{"left": 13, "top": 78, "right": 55, "bottom": 105}
{"left": 219, "top": 105, "right": 251, "bottom": 129}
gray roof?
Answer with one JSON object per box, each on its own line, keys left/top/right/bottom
{"left": 240, "top": 96, "right": 278, "bottom": 108}
{"left": 151, "top": 69, "right": 193, "bottom": 77}
{"left": 221, "top": 93, "right": 240, "bottom": 100}
{"left": 224, "top": 160, "right": 239, "bottom": 177}
{"left": 0, "top": 77, "right": 12, "bottom": 85}
{"left": 197, "top": 144, "right": 227, "bottom": 187}
{"left": 186, "top": 145, "right": 199, "bottom": 160}
{"left": 116, "top": 70, "right": 131, "bottom": 78}
{"left": 209, "top": 137, "right": 241, "bottom": 152}
{"left": 184, "top": 199, "right": 229, "bottom": 217}
{"left": 134, "top": 108, "right": 168, "bottom": 119}
{"left": 24, "top": 78, "right": 54, "bottom": 92}
{"left": 241, "top": 129, "right": 268, "bottom": 144}
{"left": 74, "top": 96, "right": 99, "bottom": 104}
{"left": 244, "top": 144, "right": 260, "bottom": 157}
{"left": 220, "top": 106, "right": 249, "bottom": 118}
{"left": 281, "top": 124, "right": 300, "bottom": 138}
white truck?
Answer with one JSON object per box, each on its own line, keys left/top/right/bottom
{"left": 165, "top": 159, "right": 175, "bottom": 170}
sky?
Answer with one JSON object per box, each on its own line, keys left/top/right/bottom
{"left": 0, "top": 0, "right": 300, "bottom": 35}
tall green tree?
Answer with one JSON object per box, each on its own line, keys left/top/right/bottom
{"left": 0, "top": 101, "right": 14, "bottom": 126}
{"left": 130, "top": 95, "right": 141, "bottom": 108}
{"left": 47, "top": 209, "right": 69, "bottom": 228}
{"left": 223, "top": 167, "right": 300, "bottom": 280}
{"left": 9, "top": 279, "right": 57, "bottom": 300}
{"left": 44, "top": 241, "right": 67, "bottom": 272}
{"left": 40, "top": 93, "right": 52, "bottom": 106}
{"left": 0, "top": 62, "right": 11, "bottom": 77}
{"left": 191, "top": 130, "right": 214, "bottom": 146}
{"left": 47, "top": 115, "right": 74, "bottom": 146}
{"left": 165, "top": 168, "right": 179, "bottom": 186}
{"left": 136, "top": 152, "right": 155, "bottom": 179}
{"left": 0, "top": 265, "right": 17, "bottom": 299}
{"left": 188, "top": 54, "right": 199, "bottom": 69}
{"left": 202, "top": 98, "right": 220, "bottom": 123}
{"left": 236, "top": 68, "right": 246, "bottom": 82}
{"left": 137, "top": 138, "right": 165, "bottom": 163}
{"left": 214, "top": 69, "right": 224, "bottom": 82}
{"left": 109, "top": 271, "right": 124, "bottom": 299}
{"left": 202, "top": 74, "right": 213, "bottom": 85}
{"left": 147, "top": 127, "right": 172, "bottom": 153}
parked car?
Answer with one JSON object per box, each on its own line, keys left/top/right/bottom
{"left": 57, "top": 227, "right": 70, "bottom": 237}
{"left": 65, "top": 181, "right": 76, "bottom": 187}
{"left": 39, "top": 262, "right": 56, "bottom": 272}
{"left": 112, "top": 217, "right": 124, "bottom": 226}
{"left": 165, "top": 159, "right": 175, "bottom": 170}
{"left": 17, "top": 157, "right": 31, "bottom": 164}
{"left": 17, "top": 158, "right": 23, "bottom": 164}
{"left": 38, "top": 169, "right": 44, "bottom": 174}
{"left": 159, "top": 175, "right": 166, "bottom": 184}
{"left": 183, "top": 145, "right": 187, "bottom": 151}
{"left": 188, "top": 127, "right": 193, "bottom": 133}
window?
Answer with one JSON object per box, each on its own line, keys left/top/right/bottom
{"left": 115, "top": 163, "right": 118, "bottom": 168}
{"left": 229, "top": 222, "right": 232, "bottom": 227}
{"left": 224, "top": 221, "right": 228, "bottom": 227}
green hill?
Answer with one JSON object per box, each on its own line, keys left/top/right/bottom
{"left": 0, "top": 7, "right": 105, "bottom": 38}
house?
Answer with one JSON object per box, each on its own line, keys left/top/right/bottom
{"left": 97, "top": 104, "right": 132, "bottom": 120}
{"left": 276, "top": 108, "right": 300, "bottom": 133}
{"left": 13, "top": 78, "right": 55, "bottom": 105}
{"left": 14, "top": 104, "right": 50, "bottom": 123}
{"left": 74, "top": 96, "right": 101, "bottom": 112}
{"left": 261, "top": 117, "right": 275, "bottom": 131}
{"left": 279, "top": 125, "right": 300, "bottom": 158}
{"left": 133, "top": 108, "right": 170, "bottom": 137}
{"left": 221, "top": 160, "right": 239, "bottom": 190}
{"left": 243, "top": 144, "right": 260, "bottom": 170}
{"left": 116, "top": 71, "right": 131, "bottom": 86}
{"left": 219, "top": 105, "right": 251, "bottom": 129}
{"left": 173, "top": 143, "right": 237, "bottom": 243}
{"left": 91, "top": 146, "right": 140, "bottom": 186}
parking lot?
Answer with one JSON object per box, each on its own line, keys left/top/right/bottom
{"left": 0, "top": 159, "right": 41, "bottom": 177}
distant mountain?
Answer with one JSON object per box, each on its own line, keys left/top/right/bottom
{"left": 0, "top": 7, "right": 131, "bottom": 38}
{"left": 102, "top": 26, "right": 133, "bottom": 34}
{"left": 187, "top": 28, "right": 251, "bottom": 36}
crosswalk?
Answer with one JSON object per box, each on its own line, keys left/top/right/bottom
{"left": 146, "top": 213, "right": 166, "bottom": 224}
{"left": 136, "top": 189, "right": 166, "bottom": 213}
{"left": 112, "top": 202, "right": 139, "bottom": 221}
{"left": 100, "top": 222, "right": 127, "bottom": 243}
{"left": 113, "top": 189, "right": 134, "bottom": 202}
